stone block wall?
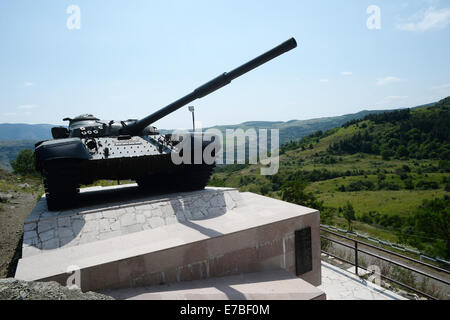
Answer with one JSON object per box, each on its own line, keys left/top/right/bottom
{"left": 23, "top": 187, "right": 242, "bottom": 257}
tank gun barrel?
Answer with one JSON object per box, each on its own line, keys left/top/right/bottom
{"left": 126, "top": 37, "right": 297, "bottom": 135}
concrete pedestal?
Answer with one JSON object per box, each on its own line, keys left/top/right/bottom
{"left": 103, "top": 269, "right": 325, "bottom": 300}
{"left": 15, "top": 184, "right": 323, "bottom": 299}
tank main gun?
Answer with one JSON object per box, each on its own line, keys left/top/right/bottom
{"left": 123, "top": 37, "right": 297, "bottom": 135}
{"left": 35, "top": 38, "right": 298, "bottom": 211}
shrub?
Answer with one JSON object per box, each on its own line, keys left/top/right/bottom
{"left": 10, "top": 149, "right": 37, "bottom": 176}
{"left": 281, "top": 177, "right": 324, "bottom": 211}
{"left": 404, "top": 179, "right": 415, "bottom": 190}
{"left": 343, "top": 180, "right": 375, "bottom": 192}
{"left": 342, "top": 201, "right": 356, "bottom": 231}
{"left": 378, "top": 181, "right": 401, "bottom": 190}
{"left": 381, "top": 150, "right": 392, "bottom": 160}
{"left": 445, "top": 181, "right": 450, "bottom": 192}
{"left": 415, "top": 180, "right": 439, "bottom": 190}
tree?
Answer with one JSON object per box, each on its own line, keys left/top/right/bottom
{"left": 10, "top": 149, "right": 37, "bottom": 176}
{"left": 411, "top": 197, "right": 450, "bottom": 258}
{"left": 342, "top": 201, "right": 356, "bottom": 231}
{"left": 381, "top": 149, "right": 392, "bottom": 160}
{"left": 396, "top": 145, "right": 409, "bottom": 158}
{"left": 281, "top": 177, "right": 323, "bottom": 211}
{"left": 404, "top": 179, "right": 415, "bottom": 190}
{"left": 281, "top": 178, "right": 330, "bottom": 224}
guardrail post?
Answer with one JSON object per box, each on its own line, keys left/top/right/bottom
{"left": 355, "top": 241, "right": 358, "bottom": 276}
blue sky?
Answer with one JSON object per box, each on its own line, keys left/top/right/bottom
{"left": 1, "top": 0, "right": 450, "bottom": 129}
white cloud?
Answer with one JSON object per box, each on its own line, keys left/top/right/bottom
{"left": 397, "top": 7, "right": 450, "bottom": 31}
{"left": 341, "top": 71, "right": 352, "bottom": 76}
{"left": 24, "top": 82, "right": 34, "bottom": 87}
{"left": 431, "top": 83, "right": 450, "bottom": 90}
{"left": 17, "top": 104, "right": 38, "bottom": 109}
{"left": 376, "top": 76, "right": 402, "bottom": 86}
{"left": 319, "top": 79, "right": 329, "bottom": 82}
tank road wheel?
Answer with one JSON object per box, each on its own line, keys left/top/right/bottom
{"left": 42, "top": 160, "right": 81, "bottom": 211}
{"left": 176, "top": 163, "right": 216, "bottom": 191}
{"left": 136, "top": 175, "right": 158, "bottom": 191}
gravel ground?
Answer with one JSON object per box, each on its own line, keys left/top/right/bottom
{"left": 0, "top": 191, "right": 36, "bottom": 278}
{"left": 0, "top": 278, "right": 114, "bottom": 300}
{"left": 0, "top": 189, "right": 115, "bottom": 300}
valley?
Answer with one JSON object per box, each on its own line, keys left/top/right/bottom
{"left": 210, "top": 97, "right": 450, "bottom": 261}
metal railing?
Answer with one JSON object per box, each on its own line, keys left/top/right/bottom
{"left": 320, "top": 226, "right": 450, "bottom": 300}
{"left": 321, "top": 224, "right": 450, "bottom": 266}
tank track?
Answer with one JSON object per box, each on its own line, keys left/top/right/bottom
{"left": 42, "top": 161, "right": 215, "bottom": 210}
{"left": 136, "top": 163, "right": 215, "bottom": 193}
{"left": 43, "top": 160, "right": 81, "bottom": 211}
{"left": 176, "top": 163, "right": 216, "bottom": 191}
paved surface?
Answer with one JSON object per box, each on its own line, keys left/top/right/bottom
{"left": 15, "top": 189, "right": 320, "bottom": 288}
{"left": 318, "top": 261, "right": 406, "bottom": 300}
{"left": 22, "top": 186, "right": 241, "bottom": 256}
{"left": 102, "top": 269, "right": 325, "bottom": 300}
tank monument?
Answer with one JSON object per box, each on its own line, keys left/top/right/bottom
{"left": 15, "top": 38, "right": 325, "bottom": 300}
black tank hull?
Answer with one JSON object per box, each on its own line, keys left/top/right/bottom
{"left": 36, "top": 134, "right": 216, "bottom": 211}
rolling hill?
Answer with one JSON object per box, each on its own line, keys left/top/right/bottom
{"left": 0, "top": 123, "right": 53, "bottom": 141}
{"left": 210, "top": 109, "right": 408, "bottom": 145}
{"left": 0, "top": 100, "right": 439, "bottom": 171}
{"left": 0, "top": 108, "right": 398, "bottom": 171}
{"left": 0, "top": 109, "right": 401, "bottom": 143}
{"left": 210, "top": 97, "right": 450, "bottom": 259}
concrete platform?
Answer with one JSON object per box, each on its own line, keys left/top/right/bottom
{"left": 15, "top": 185, "right": 322, "bottom": 295}
{"left": 22, "top": 185, "right": 243, "bottom": 256}
{"left": 319, "top": 262, "right": 406, "bottom": 300}
{"left": 102, "top": 269, "right": 326, "bottom": 300}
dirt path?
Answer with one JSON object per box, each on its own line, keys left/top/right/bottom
{"left": 0, "top": 192, "right": 37, "bottom": 278}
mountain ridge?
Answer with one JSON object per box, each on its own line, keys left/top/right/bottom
{"left": 0, "top": 100, "right": 442, "bottom": 171}
{"left": 0, "top": 101, "right": 437, "bottom": 142}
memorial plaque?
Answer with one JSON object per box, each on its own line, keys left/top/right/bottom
{"left": 295, "top": 227, "right": 312, "bottom": 275}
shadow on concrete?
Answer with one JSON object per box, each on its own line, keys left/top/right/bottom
{"left": 72, "top": 184, "right": 166, "bottom": 209}
{"left": 101, "top": 269, "right": 297, "bottom": 300}
{"left": 168, "top": 192, "right": 228, "bottom": 237}
{"left": 68, "top": 184, "right": 230, "bottom": 214}
{"left": 24, "top": 185, "right": 230, "bottom": 252}
{"left": 8, "top": 234, "right": 23, "bottom": 277}
{"left": 178, "top": 220, "right": 223, "bottom": 238}
{"left": 22, "top": 214, "right": 86, "bottom": 251}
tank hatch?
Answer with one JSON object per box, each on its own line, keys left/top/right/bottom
{"left": 63, "top": 114, "right": 100, "bottom": 122}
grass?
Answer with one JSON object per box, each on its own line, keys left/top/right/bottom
{"left": 331, "top": 216, "right": 401, "bottom": 243}
{"left": 313, "top": 189, "right": 447, "bottom": 217}
{"left": 209, "top": 111, "right": 450, "bottom": 262}
{"left": 82, "top": 179, "right": 135, "bottom": 188}
{"left": 0, "top": 170, "right": 43, "bottom": 194}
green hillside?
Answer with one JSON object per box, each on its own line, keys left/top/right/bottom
{"left": 0, "top": 123, "right": 53, "bottom": 141}
{"left": 0, "top": 141, "right": 36, "bottom": 171}
{"left": 210, "top": 109, "right": 408, "bottom": 145}
{"left": 0, "top": 107, "right": 412, "bottom": 171}
{"left": 210, "top": 97, "right": 450, "bottom": 259}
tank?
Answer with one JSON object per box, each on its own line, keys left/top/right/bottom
{"left": 34, "top": 38, "right": 297, "bottom": 210}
